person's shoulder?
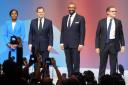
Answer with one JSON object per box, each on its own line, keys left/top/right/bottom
{"left": 62, "top": 15, "right": 68, "bottom": 19}
{"left": 5, "top": 20, "right": 11, "bottom": 24}
{"left": 45, "top": 18, "right": 52, "bottom": 22}
{"left": 17, "top": 19, "right": 22, "bottom": 22}
{"left": 16, "top": 20, "right": 24, "bottom": 23}
{"left": 76, "top": 14, "right": 85, "bottom": 19}
{"left": 29, "top": 18, "right": 37, "bottom": 24}
{"left": 76, "top": 14, "right": 83, "bottom": 17}
{"left": 114, "top": 18, "right": 121, "bottom": 22}
{"left": 99, "top": 18, "right": 106, "bottom": 22}
{"left": 64, "top": 15, "right": 68, "bottom": 17}
{"left": 45, "top": 18, "right": 53, "bottom": 25}
{"left": 31, "top": 18, "right": 38, "bottom": 22}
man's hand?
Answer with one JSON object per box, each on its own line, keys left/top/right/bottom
{"left": 78, "top": 45, "right": 84, "bottom": 51}
{"left": 120, "top": 46, "right": 125, "bottom": 53}
{"left": 60, "top": 44, "right": 64, "bottom": 50}
{"left": 96, "top": 48, "right": 100, "bottom": 54}
{"left": 48, "top": 45, "right": 52, "bottom": 51}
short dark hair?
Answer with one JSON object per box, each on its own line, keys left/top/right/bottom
{"left": 36, "top": 6, "right": 45, "bottom": 12}
{"left": 9, "top": 9, "right": 18, "bottom": 16}
{"left": 106, "top": 6, "right": 115, "bottom": 12}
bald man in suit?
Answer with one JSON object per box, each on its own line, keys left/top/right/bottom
{"left": 60, "top": 3, "right": 85, "bottom": 77}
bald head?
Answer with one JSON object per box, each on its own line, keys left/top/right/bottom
{"left": 68, "top": 2, "right": 76, "bottom": 15}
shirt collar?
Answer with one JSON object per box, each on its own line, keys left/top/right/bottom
{"left": 69, "top": 12, "right": 76, "bottom": 17}
{"left": 38, "top": 17, "right": 44, "bottom": 21}
{"left": 107, "top": 17, "right": 114, "bottom": 21}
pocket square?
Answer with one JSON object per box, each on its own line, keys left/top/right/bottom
{"left": 75, "top": 21, "right": 79, "bottom": 24}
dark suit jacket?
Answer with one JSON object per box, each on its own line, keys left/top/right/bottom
{"left": 95, "top": 18, "right": 125, "bottom": 51}
{"left": 28, "top": 18, "right": 53, "bottom": 51}
{"left": 60, "top": 14, "right": 85, "bottom": 48}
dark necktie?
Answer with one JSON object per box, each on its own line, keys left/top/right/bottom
{"left": 106, "top": 19, "right": 112, "bottom": 43}
{"left": 39, "top": 18, "right": 42, "bottom": 31}
{"left": 67, "top": 15, "right": 72, "bottom": 28}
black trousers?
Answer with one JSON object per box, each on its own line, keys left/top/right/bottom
{"left": 64, "top": 48, "right": 80, "bottom": 77}
{"left": 39, "top": 50, "right": 49, "bottom": 64}
{"left": 98, "top": 40, "right": 118, "bottom": 80}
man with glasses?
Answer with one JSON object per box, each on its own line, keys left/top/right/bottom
{"left": 95, "top": 6, "right": 125, "bottom": 81}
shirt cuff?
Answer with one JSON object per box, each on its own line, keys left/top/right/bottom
{"left": 60, "top": 43, "right": 64, "bottom": 45}
{"left": 29, "top": 44, "right": 32, "bottom": 48}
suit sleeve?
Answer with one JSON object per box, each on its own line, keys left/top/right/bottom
{"left": 28, "top": 21, "right": 33, "bottom": 44}
{"left": 119, "top": 20, "right": 125, "bottom": 46}
{"left": 2, "top": 22, "right": 10, "bottom": 43}
{"left": 60, "top": 17, "right": 65, "bottom": 44}
{"left": 79, "top": 16, "right": 85, "bottom": 45}
{"left": 49, "top": 21, "right": 53, "bottom": 46}
{"left": 95, "top": 20, "right": 101, "bottom": 48}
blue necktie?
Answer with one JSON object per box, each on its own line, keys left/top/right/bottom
{"left": 106, "top": 19, "right": 112, "bottom": 43}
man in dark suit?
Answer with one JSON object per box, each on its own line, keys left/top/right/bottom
{"left": 95, "top": 6, "right": 125, "bottom": 80}
{"left": 60, "top": 3, "right": 85, "bottom": 77}
{"left": 28, "top": 7, "right": 53, "bottom": 76}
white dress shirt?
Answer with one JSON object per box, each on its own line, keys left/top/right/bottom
{"left": 38, "top": 18, "right": 44, "bottom": 29}
{"left": 12, "top": 22, "right": 16, "bottom": 31}
{"left": 107, "top": 17, "right": 116, "bottom": 39}
{"left": 67, "top": 13, "right": 76, "bottom": 27}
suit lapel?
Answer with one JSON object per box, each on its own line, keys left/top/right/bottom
{"left": 7, "top": 20, "right": 16, "bottom": 33}
{"left": 103, "top": 18, "right": 107, "bottom": 32}
{"left": 114, "top": 18, "right": 118, "bottom": 32}
{"left": 8, "top": 21, "right": 13, "bottom": 32}
{"left": 35, "top": 18, "right": 38, "bottom": 32}
{"left": 65, "top": 16, "right": 68, "bottom": 28}
{"left": 63, "top": 16, "right": 68, "bottom": 30}
{"left": 43, "top": 18, "right": 47, "bottom": 30}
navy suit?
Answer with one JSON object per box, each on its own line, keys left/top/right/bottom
{"left": 28, "top": 18, "right": 53, "bottom": 64}
{"left": 60, "top": 14, "right": 85, "bottom": 76}
{"left": 95, "top": 18, "right": 125, "bottom": 80}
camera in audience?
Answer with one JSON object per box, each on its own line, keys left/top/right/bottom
{"left": 45, "top": 57, "right": 55, "bottom": 66}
